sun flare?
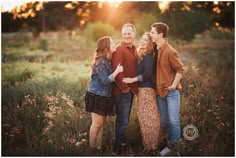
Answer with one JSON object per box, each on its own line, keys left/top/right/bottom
{"left": 158, "top": 1, "right": 170, "bottom": 13}
{"left": 1, "top": 0, "right": 31, "bottom": 12}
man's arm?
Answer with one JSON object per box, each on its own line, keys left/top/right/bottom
{"left": 169, "top": 51, "right": 184, "bottom": 75}
{"left": 166, "top": 50, "right": 184, "bottom": 91}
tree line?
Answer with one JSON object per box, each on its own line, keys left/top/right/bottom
{"left": 2, "top": 1, "right": 234, "bottom": 40}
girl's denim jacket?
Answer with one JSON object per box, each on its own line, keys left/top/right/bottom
{"left": 88, "top": 58, "right": 114, "bottom": 97}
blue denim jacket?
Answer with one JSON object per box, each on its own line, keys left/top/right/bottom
{"left": 136, "top": 53, "right": 156, "bottom": 89}
{"left": 88, "top": 58, "right": 114, "bottom": 97}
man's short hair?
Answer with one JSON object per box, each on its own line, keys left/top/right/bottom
{"left": 122, "top": 23, "right": 136, "bottom": 33}
{"left": 151, "top": 22, "right": 169, "bottom": 38}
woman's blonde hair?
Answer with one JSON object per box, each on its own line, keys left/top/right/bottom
{"left": 137, "top": 32, "right": 153, "bottom": 63}
{"left": 91, "top": 36, "right": 112, "bottom": 69}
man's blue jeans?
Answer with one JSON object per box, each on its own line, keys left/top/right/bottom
{"left": 115, "top": 92, "right": 133, "bottom": 145}
{"left": 157, "top": 90, "right": 181, "bottom": 145}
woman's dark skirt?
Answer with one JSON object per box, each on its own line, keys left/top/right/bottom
{"left": 85, "top": 91, "right": 115, "bottom": 116}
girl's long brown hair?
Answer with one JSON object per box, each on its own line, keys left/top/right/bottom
{"left": 137, "top": 32, "right": 154, "bottom": 63}
{"left": 91, "top": 36, "right": 112, "bottom": 70}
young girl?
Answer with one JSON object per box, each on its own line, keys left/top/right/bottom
{"left": 123, "top": 33, "right": 161, "bottom": 155}
{"left": 85, "top": 36, "right": 123, "bottom": 153}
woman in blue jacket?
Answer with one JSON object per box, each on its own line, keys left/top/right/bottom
{"left": 123, "top": 33, "right": 161, "bottom": 155}
{"left": 85, "top": 36, "right": 123, "bottom": 152}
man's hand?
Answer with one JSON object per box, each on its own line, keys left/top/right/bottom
{"left": 122, "top": 77, "right": 133, "bottom": 84}
{"left": 165, "top": 84, "right": 176, "bottom": 91}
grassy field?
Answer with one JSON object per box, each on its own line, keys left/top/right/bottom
{"left": 2, "top": 29, "right": 234, "bottom": 156}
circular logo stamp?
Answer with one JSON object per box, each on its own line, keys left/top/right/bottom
{"left": 183, "top": 124, "right": 198, "bottom": 141}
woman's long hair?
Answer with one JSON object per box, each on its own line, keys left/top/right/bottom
{"left": 137, "top": 32, "right": 154, "bottom": 63}
{"left": 91, "top": 36, "right": 112, "bottom": 70}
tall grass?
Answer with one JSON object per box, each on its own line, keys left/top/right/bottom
{"left": 179, "top": 46, "right": 234, "bottom": 156}
{"left": 2, "top": 60, "right": 92, "bottom": 155}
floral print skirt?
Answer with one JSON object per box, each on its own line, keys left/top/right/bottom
{"left": 85, "top": 91, "right": 115, "bottom": 116}
{"left": 137, "top": 87, "right": 161, "bottom": 150}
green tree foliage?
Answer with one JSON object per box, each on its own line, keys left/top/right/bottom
{"left": 159, "top": 10, "right": 211, "bottom": 41}
{"left": 2, "top": 1, "right": 91, "bottom": 33}
{"left": 83, "top": 21, "right": 115, "bottom": 42}
{"left": 214, "top": 2, "right": 235, "bottom": 28}
{"left": 134, "top": 12, "right": 158, "bottom": 36}
{"left": 42, "top": 2, "right": 78, "bottom": 30}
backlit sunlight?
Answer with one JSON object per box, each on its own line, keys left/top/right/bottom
{"left": 97, "top": 0, "right": 122, "bottom": 8}
{"left": 1, "top": 0, "right": 31, "bottom": 12}
{"left": 158, "top": 1, "right": 170, "bottom": 13}
{"left": 108, "top": 0, "right": 122, "bottom": 8}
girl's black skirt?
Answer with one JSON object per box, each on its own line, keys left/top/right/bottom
{"left": 85, "top": 91, "right": 115, "bottom": 116}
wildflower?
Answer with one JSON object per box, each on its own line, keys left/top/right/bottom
{"left": 79, "top": 114, "right": 84, "bottom": 119}
{"left": 83, "top": 132, "right": 88, "bottom": 136}
{"left": 67, "top": 101, "right": 74, "bottom": 107}
{"left": 48, "top": 121, "right": 54, "bottom": 127}
{"left": 220, "top": 122, "right": 225, "bottom": 127}
{"left": 44, "top": 112, "right": 54, "bottom": 119}
{"left": 71, "top": 138, "right": 77, "bottom": 144}
{"left": 188, "top": 84, "right": 194, "bottom": 88}
{"left": 81, "top": 138, "right": 87, "bottom": 143}
{"left": 43, "top": 127, "right": 50, "bottom": 134}
{"left": 217, "top": 122, "right": 225, "bottom": 129}
{"left": 49, "top": 107, "right": 57, "bottom": 115}
{"left": 56, "top": 91, "right": 61, "bottom": 96}
{"left": 75, "top": 141, "right": 82, "bottom": 146}
{"left": 54, "top": 99, "right": 59, "bottom": 104}
{"left": 43, "top": 96, "right": 49, "bottom": 102}
{"left": 65, "top": 138, "right": 71, "bottom": 143}
{"left": 66, "top": 138, "right": 77, "bottom": 144}
{"left": 61, "top": 93, "right": 67, "bottom": 100}
{"left": 57, "top": 107, "right": 63, "bottom": 114}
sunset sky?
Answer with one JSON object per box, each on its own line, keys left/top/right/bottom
{"left": 1, "top": 0, "right": 31, "bottom": 12}
{"left": 1, "top": 0, "right": 124, "bottom": 12}
{"left": 1, "top": 0, "right": 171, "bottom": 13}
